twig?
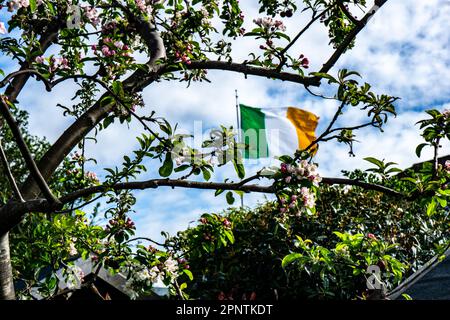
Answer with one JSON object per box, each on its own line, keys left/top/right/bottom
{"left": 277, "top": 9, "right": 330, "bottom": 71}
{"left": 0, "top": 69, "right": 52, "bottom": 92}
{"left": 0, "top": 137, "right": 25, "bottom": 202}
{"left": 305, "top": 99, "right": 347, "bottom": 151}
{"left": 337, "top": 0, "right": 361, "bottom": 26}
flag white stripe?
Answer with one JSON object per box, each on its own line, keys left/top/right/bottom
{"left": 263, "top": 108, "right": 298, "bottom": 158}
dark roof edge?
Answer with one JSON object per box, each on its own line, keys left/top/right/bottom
{"left": 387, "top": 246, "right": 450, "bottom": 300}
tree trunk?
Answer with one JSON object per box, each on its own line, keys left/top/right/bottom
{"left": 0, "top": 233, "right": 15, "bottom": 300}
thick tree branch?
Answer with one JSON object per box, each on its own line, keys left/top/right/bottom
{"left": 0, "top": 171, "right": 412, "bottom": 235}
{"left": 0, "top": 234, "right": 15, "bottom": 300}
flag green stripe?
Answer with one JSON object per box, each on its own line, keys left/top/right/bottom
{"left": 239, "top": 104, "right": 269, "bottom": 159}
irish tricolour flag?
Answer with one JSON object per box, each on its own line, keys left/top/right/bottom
{"left": 239, "top": 104, "right": 319, "bottom": 159}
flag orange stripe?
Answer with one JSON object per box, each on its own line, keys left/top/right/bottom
{"left": 286, "top": 107, "right": 319, "bottom": 151}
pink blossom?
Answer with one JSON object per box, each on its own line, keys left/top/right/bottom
{"left": 35, "top": 56, "right": 45, "bottom": 64}
{"left": 443, "top": 109, "right": 450, "bottom": 119}
{"left": 222, "top": 219, "right": 231, "bottom": 228}
{"left": 444, "top": 160, "right": 450, "bottom": 173}
{"left": 83, "top": 6, "right": 100, "bottom": 26}
{"left": 49, "top": 57, "right": 70, "bottom": 72}
{"left": 114, "top": 41, "right": 124, "bottom": 50}
{"left": 101, "top": 45, "right": 112, "bottom": 56}
{"left": 367, "top": 233, "right": 377, "bottom": 240}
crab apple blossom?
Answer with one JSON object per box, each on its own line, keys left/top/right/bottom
{"left": 367, "top": 233, "right": 377, "bottom": 240}
{"left": 253, "top": 17, "right": 286, "bottom": 32}
{"left": 444, "top": 160, "right": 450, "bottom": 173}
{"left": 300, "top": 187, "right": 316, "bottom": 208}
{"left": 443, "top": 109, "right": 450, "bottom": 119}
{"left": 82, "top": 6, "right": 100, "bottom": 26}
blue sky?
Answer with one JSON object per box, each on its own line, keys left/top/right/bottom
{"left": 1, "top": 1, "right": 450, "bottom": 243}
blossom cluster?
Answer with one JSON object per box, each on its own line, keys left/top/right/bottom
{"left": 123, "top": 257, "right": 179, "bottom": 299}
{"left": 444, "top": 160, "right": 450, "bottom": 174}
{"left": 253, "top": 17, "right": 286, "bottom": 32}
{"left": 174, "top": 43, "right": 194, "bottom": 65}
{"left": 6, "top": 0, "right": 43, "bottom": 12}
{"left": 443, "top": 109, "right": 450, "bottom": 119}
{"left": 82, "top": 6, "right": 100, "bottom": 26}
{"left": 298, "top": 54, "right": 310, "bottom": 68}
{"left": 92, "top": 38, "right": 131, "bottom": 58}
{"left": 200, "top": 6, "right": 212, "bottom": 27}
{"left": 64, "top": 265, "right": 85, "bottom": 290}
{"left": 35, "top": 55, "right": 70, "bottom": 73}
{"left": 280, "top": 186, "right": 316, "bottom": 213}
{"left": 135, "top": 0, "right": 163, "bottom": 15}
{"left": 106, "top": 216, "right": 135, "bottom": 232}
{"left": 85, "top": 171, "right": 100, "bottom": 184}
{"left": 280, "top": 160, "right": 322, "bottom": 187}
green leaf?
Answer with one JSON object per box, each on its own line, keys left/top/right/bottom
{"left": 30, "top": 0, "right": 37, "bottom": 11}
{"left": 224, "top": 230, "right": 235, "bottom": 244}
{"left": 274, "top": 32, "right": 290, "bottom": 41}
{"left": 415, "top": 143, "right": 428, "bottom": 158}
{"left": 282, "top": 253, "right": 302, "bottom": 268}
{"left": 363, "top": 157, "right": 384, "bottom": 168}
{"left": 174, "top": 164, "right": 190, "bottom": 173}
{"left": 201, "top": 167, "right": 211, "bottom": 181}
{"left": 183, "top": 269, "right": 194, "bottom": 281}
{"left": 426, "top": 198, "right": 436, "bottom": 216}
{"left": 179, "top": 282, "right": 187, "bottom": 290}
{"left": 402, "top": 293, "right": 413, "bottom": 300}
{"left": 232, "top": 160, "right": 245, "bottom": 179}
{"left": 436, "top": 197, "right": 447, "bottom": 208}
{"left": 159, "top": 153, "right": 173, "bottom": 177}
{"left": 103, "top": 116, "right": 115, "bottom": 129}
{"left": 226, "top": 191, "right": 235, "bottom": 205}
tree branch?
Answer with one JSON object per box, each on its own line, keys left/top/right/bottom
{"left": 0, "top": 69, "right": 52, "bottom": 92}
{"left": 0, "top": 137, "right": 24, "bottom": 202}
{"left": 337, "top": 0, "right": 361, "bottom": 26}
{"left": 280, "top": 9, "right": 329, "bottom": 57}
{"left": 186, "top": 61, "right": 320, "bottom": 86}
{"left": 0, "top": 97, "right": 59, "bottom": 204}
{"left": 0, "top": 172, "right": 414, "bottom": 235}
{"left": 305, "top": 99, "right": 346, "bottom": 151}
{"left": 320, "top": 0, "right": 388, "bottom": 74}
{"left": 4, "top": 18, "right": 62, "bottom": 102}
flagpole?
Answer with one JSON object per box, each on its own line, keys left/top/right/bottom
{"left": 235, "top": 89, "right": 244, "bottom": 208}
